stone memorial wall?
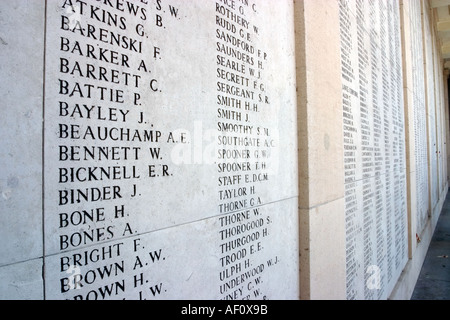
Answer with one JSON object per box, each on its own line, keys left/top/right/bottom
{"left": 1, "top": 0, "right": 449, "bottom": 302}
{"left": 339, "top": 0, "right": 408, "bottom": 300}
{"left": 1, "top": 0, "right": 299, "bottom": 300}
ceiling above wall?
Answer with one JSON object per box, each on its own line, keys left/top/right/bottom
{"left": 432, "top": 0, "right": 450, "bottom": 68}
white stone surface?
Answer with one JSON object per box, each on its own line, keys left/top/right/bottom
{"left": 339, "top": 0, "right": 408, "bottom": 300}
{"left": 0, "top": 260, "right": 43, "bottom": 300}
{"left": 41, "top": 0, "right": 298, "bottom": 299}
{"left": 44, "top": 197, "right": 299, "bottom": 300}
{"left": 0, "top": 1, "right": 45, "bottom": 266}
{"left": 409, "top": 0, "right": 430, "bottom": 235}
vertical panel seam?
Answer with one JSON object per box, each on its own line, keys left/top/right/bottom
{"left": 42, "top": 0, "right": 48, "bottom": 301}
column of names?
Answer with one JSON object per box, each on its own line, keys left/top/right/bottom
{"left": 339, "top": 0, "right": 408, "bottom": 300}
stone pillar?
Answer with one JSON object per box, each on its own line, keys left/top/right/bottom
{"left": 0, "top": 1, "right": 46, "bottom": 299}
{"left": 294, "top": 0, "right": 346, "bottom": 300}
{"left": 390, "top": 0, "right": 448, "bottom": 299}
{"left": 1, "top": 0, "right": 300, "bottom": 300}
{"left": 444, "top": 69, "right": 450, "bottom": 187}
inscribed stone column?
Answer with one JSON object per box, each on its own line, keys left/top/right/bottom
{"left": 338, "top": 0, "right": 408, "bottom": 300}
{"left": 400, "top": 0, "right": 422, "bottom": 261}
{"left": 390, "top": 0, "right": 448, "bottom": 300}
{"left": 444, "top": 69, "right": 450, "bottom": 189}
